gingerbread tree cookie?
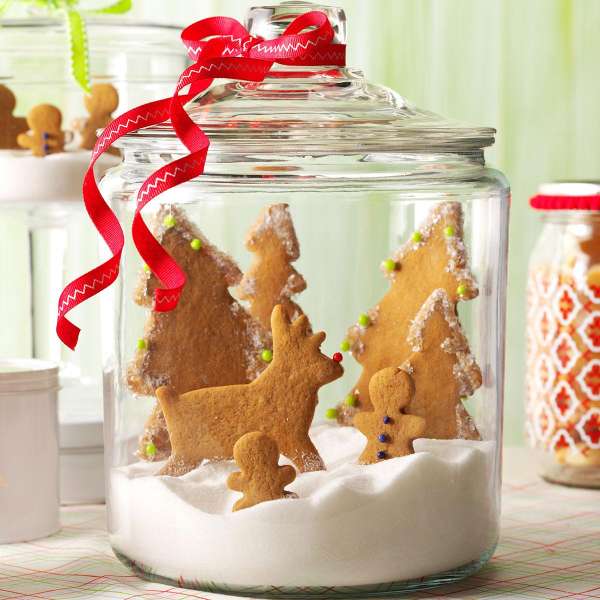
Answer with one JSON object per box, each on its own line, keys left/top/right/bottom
{"left": 75, "top": 83, "right": 119, "bottom": 150}
{"left": 156, "top": 305, "right": 343, "bottom": 476}
{"left": 227, "top": 431, "right": 297, "bottom": 511}
{"left": 128, "top": 206, "right": 270, "bottom": 460}
{"left": 17, "top": 104, "right": 65, "bottom": 156}
{"left": 237, "top": 204, "right": 308, "bottom": 331}
{"left": 354, "top": 367, "right": 426, "bottom": 463}
{"left": 404, "top": 288, "right": 482, "bottom": 440}
{"left": 0, "top": 85, "right": 27, "bottom": 149}
{"left": 337, "top": 202, "right": 478, "bottom": 423}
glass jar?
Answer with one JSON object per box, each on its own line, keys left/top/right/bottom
{"left": 0, "top": 17, "right": 188, "bottom": 503}
{"left": 101, "top": 2, "right": 509, "bottom": 596}
{"left": 527, "top": 182, "right": 600, "bottom": 489}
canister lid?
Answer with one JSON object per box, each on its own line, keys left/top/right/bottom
{"left": 118, "top": 2, "right": 496, "bottom": 156}
{"left": 530, "top": 181, "right": 600, "bottom": 211}
{"left": 0, "top": 359, "right": 59, "bottom": 393}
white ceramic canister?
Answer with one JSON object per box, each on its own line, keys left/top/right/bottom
{"left": 0, "top": 359, "right": 60, "bottom": 543}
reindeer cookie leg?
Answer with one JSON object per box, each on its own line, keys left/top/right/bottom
{"left": 156, "top": 386, "right": 199, "bottom": 477}
{"left": 281, "top": 436, "right": 324, "bottom": 473}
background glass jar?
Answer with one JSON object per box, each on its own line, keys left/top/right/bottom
{"left": 0, "top": 18, "right": 188, "bottom": 503}
{"left": 527, "top": 182, "right": 600, "bottom": 489}
{"left": 99, "top": 2, "right": 509, "bottom": 596}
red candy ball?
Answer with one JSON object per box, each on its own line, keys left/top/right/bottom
{"left": 332, "top": 352, "right": 343, "bottom": 363}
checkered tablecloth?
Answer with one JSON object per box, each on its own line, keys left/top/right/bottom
{"left": 0, "top": 448, "right": 598, "bottom": 600}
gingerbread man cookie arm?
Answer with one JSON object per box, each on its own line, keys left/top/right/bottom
{"left": 227, "top": 471, "right": 247, "bottom": 492}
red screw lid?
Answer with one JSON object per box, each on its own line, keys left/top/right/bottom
{"left": 530, "top": 181, "right": 600, "bottom": 211}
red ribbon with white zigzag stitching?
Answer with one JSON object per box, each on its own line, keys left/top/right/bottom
{"left": 56, "top": 11, "right": 345, "bottom": 350}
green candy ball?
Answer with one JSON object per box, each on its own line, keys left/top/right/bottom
{"left": 444, "top": 226, "right": 455, "bottom": 237}
{"left": 411, "top": 231, "right": 422, "bottom": 243}
{"left": 345, "top": 394, "right": 357, "bottom": 407}
{"left": 382, "top": 258, "right": 396, "bottom": 272}
{"left": 358, "top": 313, "right": 370, "bottom": 327}
{"left": 163, "top": 214, "right": 176, "bottom": 228}
{"left": 340, "top": 340, "right": 351, "bottom": 352}
{"left": 261, "top": 348, "right": 273, "bottom": 363}
{"left": 137, "top": 338, "right": 147, "bottom": 350}
{"left": 190, "top": 238, "right": 202, "bottom": 251}
{"left": 145, "top": 442, "right": 157, "bottom": 457}
{"left": 325, "top": 408, "right": 338, "bottom": 420}
{"left": 457, "top": 283, "right": 468, "bottom": 296}
{"left": 142, "top": 263, "right": 150, "bottom": 273}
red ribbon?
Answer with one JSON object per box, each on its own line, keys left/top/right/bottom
{"left": 530, "top": 194, "right": 600, "bottom": 211}
{"left": 57, "top": 11, "right": 345, "bottom": 350}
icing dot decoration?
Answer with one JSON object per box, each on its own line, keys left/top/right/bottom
{"left": 444, "top": 226, "right": 455, "bottom": 237}
{"left": 340, "top": 339, "right": 350, "bottom": 352}
{"left": 358, "top": 313, "right": 370, "bottom": 327}
{"left": 163, "top": 214, "right": 176, "bottom": 228}
{"left": 383, "top": 415, "right": 391, "bottom": 424}
{"left": 137, "top": 338, "right": 147, "bottom": 350}
{"left": 457, "top": 283, "right": 468, "bottom": 297}
{"left": 143, "top": 263, "right": 150, "bottom": 273}
{"left": 325, "top": 408, "right": 338, "bottom": 419}
{"left": 345, "top": 394, "right": 357, "bottom": 407}
{"left": 332, "top": 352, "right": 343, "bottom": 363}
{"left": 377, "top": 433, "right": 387, "bottom": 443}
{"left": 190, "top": 238, "right": 202, "bottom": 251}
{"left": 382, "top": 258, "right": 397, "bottom": 272}
{"left": 145, "top": 442, "right": 157, "bottom": 457}
{"left": 260, "top": 348, "right": 273, "bottom": 363}
{"left": 377, "top": 450, "right": 387, "bottom": 460}
{"left": 411, "top": 231, "right": 423, "bottom": 243}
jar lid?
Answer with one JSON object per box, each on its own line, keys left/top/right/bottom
{"left": 0, "top": 359, "right": 59, "bottom": 394}
{"left": 118, "top": 2, "right": 496, "bottom": 156}
{"left": 530, "top": 181, "right": 600, "bottom": 211}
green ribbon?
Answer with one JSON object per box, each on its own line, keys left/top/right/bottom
{"left": 0, "top": 0, "right": 132, "bottom": 92}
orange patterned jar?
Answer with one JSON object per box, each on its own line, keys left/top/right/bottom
{"left": 527, "top": 182, "right": 600, "bottom": 488}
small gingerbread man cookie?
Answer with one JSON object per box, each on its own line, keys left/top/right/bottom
{"left": 0, "top": 84, "right": 28, "bottom": 149}
{"left": 354, "top": 367, "right": 426, "bottom": 464}
{"left": 227, "top": 431, "right": 297, "bottom": 511}
{"left": 17, "top": 104, "right": 65, "bottom": 156}
{"left": 75, "top": 83, "right": 119, "bottom": 150}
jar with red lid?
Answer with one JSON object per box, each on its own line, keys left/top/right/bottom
{"left": 527, "top": 182, "right": 600, "bottom": 488}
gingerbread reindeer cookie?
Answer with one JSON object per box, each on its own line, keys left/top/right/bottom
{"left": 0, "top": 85, "right": 27, "bottom": 149}
{"left": 17, "top": 104, "right": 65, "bottom": 156}
{"left": 228, "top": 431, "right": 297, "bottom": 511}
{"left": 156, "top": 305, "right": 343, "bottom": 476}
{"left": 75, "top": 83, "right": 119, "bottom": 150}
{"left": 237, "top": 203, "right": 308, "bottom": 331}
{"left": 354, "top": 367, "right": 426, "bottom": 464}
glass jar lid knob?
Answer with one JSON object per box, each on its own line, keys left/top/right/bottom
{"left": 246, "top": 1, "right": 347, "bottom": 43}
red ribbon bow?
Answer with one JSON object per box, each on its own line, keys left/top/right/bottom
{"left": 56, "top": 11, "right": 345, "bottom": 350}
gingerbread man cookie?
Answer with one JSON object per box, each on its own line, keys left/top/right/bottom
{"left": 17, "top": 104, "right": 65, "bottom": 156}
{"left": 227, "top": 431, "right": 297, "bottom": 511}
{"left": 0, "top": 85, "right": 27, "bottom": 149}
{"left": 237, "top": 203, "right": 308, "bottom": 331}
{"left": 354, "top": 367, "right": 426, "bottom": 464}
{"left": 75, "top": 83, "right": 119, "bottom": 150}
{"left": 156, "top": 305, "right": 343, "bottom": 476}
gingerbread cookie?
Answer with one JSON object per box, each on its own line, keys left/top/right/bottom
{"left": 354, "top": 367, "right": 426, "bottom": 463}
{"left": 228, "top": 431, "right": 297, "bottom": 511}
{"left": 0, "top": 85, "right": 27, "bottom": 149}
{"left": 17, "top": 104, "right": 65, "bottom": 156}
{"left": 403, "top": 288, "right": 482, "bottom": 440}
{"left": 237, "top": 203, "right": 308, "bottom": 331}
{"left": 156, "top": 304, "right": 343, "bottom": 476}
{"left": 337, "top": 202, "right": 478, "bottom": 423}
{"left": 75, "top": 83, "right": 119, "bottom": 150}
{"left": 128, "top": 206, "right": 270, "bottom": 460}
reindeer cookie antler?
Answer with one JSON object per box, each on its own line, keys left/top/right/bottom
{"left": 156, "top": 305, "right": 343, "bottom": 476}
